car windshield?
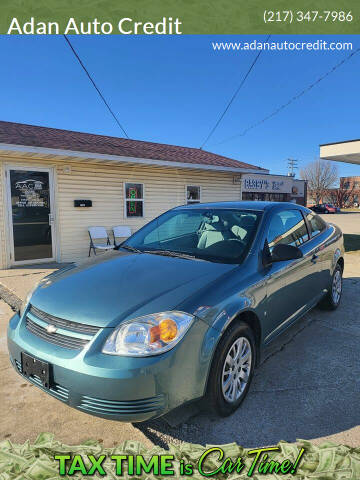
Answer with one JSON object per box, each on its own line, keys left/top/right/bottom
{"left": 119, "top": 208, "right": 262, "bottom": 264}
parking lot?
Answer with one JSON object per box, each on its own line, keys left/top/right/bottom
{"left": 1, "top": 213, "right": 359, "bottom": 448}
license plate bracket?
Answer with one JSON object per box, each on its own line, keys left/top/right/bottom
{"left": 21, "top": 352, "right": 50, "bottom": 389}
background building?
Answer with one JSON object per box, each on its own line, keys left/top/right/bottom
{"left": 340, "top": 176, "right": 360, "bottom": 205}
{"left": 307, "top": 176, "right": 360, "bottom": 207}
{"left": 241, "top": 173, "right": 306, "bottom": 204}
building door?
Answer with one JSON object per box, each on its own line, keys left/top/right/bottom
{"left": 6, "top": 167, "right": 56, "bottom": 264}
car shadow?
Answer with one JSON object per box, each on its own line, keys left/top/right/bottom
{"left": 135, "top": 276, "right": 360, "bottom": 448}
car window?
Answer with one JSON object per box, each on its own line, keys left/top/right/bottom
{"left": 122, "top": 208, "right": 262, "bottom": 264}
{"left": 267, "top": 210, "right": 309, "bottom": 250}
{"left": 143, "top": 213, "right": 202, "bottom": 244}
{"left": 305, "top": 212, "right": 326, "bottom": 237}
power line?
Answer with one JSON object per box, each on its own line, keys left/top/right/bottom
{"left": 200, "top": 35, "right": 271, "bottom": 150}
{"left": 215, "top": 47, "right": 360, "bottom": 146}
{"left": 63, "top": 35, "right": 129, "bottom": 138}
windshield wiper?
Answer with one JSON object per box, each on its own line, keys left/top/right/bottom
{"left": 143, "top": 249, "right": 198, "bottom": 260}
{"left": 121, "top": 245, "right": 143, "bottom": 254}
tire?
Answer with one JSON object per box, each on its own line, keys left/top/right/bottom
{"left": 204, "top": 321, "right": 255, "bottom": 416}
{"left": 319, "top": 263, "right": 343, "bottom": 310}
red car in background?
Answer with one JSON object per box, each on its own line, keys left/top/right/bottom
{"left": 310, "top": 204, "right": 337, "bottom": 214}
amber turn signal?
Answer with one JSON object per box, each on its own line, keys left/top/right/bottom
{"left": 150, "top": 318, "right": 178, "bottom": 344}
{"left": 159, "top": 318, "right": 178, "bottom": 342}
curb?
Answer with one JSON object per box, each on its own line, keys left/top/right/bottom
{"left": 0, "top": 282, "right": 22, "bottom": 312}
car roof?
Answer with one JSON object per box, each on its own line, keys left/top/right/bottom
{"left": 174, "top": 201, "right": 308, "bottom": 212}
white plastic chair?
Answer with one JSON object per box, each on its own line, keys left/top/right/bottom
{"left": 88, "top": 227, "right": 113, "bottom": 256}
{"left": 112, "top": 225, "right": 132, "bottom": 247}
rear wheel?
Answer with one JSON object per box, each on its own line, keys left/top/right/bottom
{"left": 320, "top": 264, "right": 343, "bottom": 310}
{"left": 205, "top": 322, "right": 255, "bottom": 416}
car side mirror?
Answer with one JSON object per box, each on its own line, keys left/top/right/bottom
{"left": 271, "top": 243, "right": 303, "bottom": 263}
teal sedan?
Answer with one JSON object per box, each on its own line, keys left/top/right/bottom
{"left": 7, "top": 202, "right": 344, "bottom": 421}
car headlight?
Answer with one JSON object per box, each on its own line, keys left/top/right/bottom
{"left": 102, "top": 311, "right": 195, "bottom": 357}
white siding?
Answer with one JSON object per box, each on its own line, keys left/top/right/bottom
{"left": 0, "top": 155, "right": 242, "bottom": 267}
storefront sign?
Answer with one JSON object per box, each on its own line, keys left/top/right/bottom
{"left": 242, "top": 174, "right": 292, "bottom": 194}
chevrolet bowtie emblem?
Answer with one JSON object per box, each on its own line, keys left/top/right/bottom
{"left": 46, "top": 324, "right": 57, "bottom": 334}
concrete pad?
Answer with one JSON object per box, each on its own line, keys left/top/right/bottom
{"left": 320, "top": 212, "right": 360, "bottom": 235}
{"left": 0, "top": 263, "right": 66, "bottom": 278}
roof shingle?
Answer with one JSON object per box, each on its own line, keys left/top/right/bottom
{"left": 0, "top": 121, "right": 265, "bottom": 171}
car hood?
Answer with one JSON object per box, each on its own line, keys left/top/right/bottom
{"left": 30, "top": 251, "right": 236, "bottom": 327}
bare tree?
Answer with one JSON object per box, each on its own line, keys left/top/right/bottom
{"left": 328, "top": 184, "right": 355, "bottom": 208}
{"left": 300, "top": 159, "right": 338, "bottom": 204}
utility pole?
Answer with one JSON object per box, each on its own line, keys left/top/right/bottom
{"left": 287, "top": 158, "right": 298, "bottom": 177}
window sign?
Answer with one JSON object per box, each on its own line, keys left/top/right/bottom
{"left": 125, "top": 183, "right": 144, "bottom": 217}
{"left": 187, "top": 185, "right": 201, "bottom": 204}
{"left": 14, "top": 179, "right": 47, "bottom": 207}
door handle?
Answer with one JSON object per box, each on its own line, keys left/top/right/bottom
{"left": 311, "top": 254, "right": 318, "bottom": 264}
{"left": 48, "top": 213, "right": 54, "bottom": 225}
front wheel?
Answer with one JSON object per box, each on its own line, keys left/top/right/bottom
{"left": 320, "top": 264, "right": 343, "bottom": 310}
{"left": 204, "top": 322, "right": 255, "bottom": 416}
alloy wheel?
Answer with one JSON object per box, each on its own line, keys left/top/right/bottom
{"left": 332, "top": 269, "right": 342, "bottom": 305}
{"left": 221, "top": 337, "right": 252, "bottom": 403}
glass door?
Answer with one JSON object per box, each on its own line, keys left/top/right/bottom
{"left": 7, "top": 168, "right": 55, "bottom": 263}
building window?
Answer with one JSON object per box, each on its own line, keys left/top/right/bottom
{"left": 186, "top": 185, "right": 201, "bottom": 204}
{"left": 125, "top": 183, "right": 144, "bottom": 217}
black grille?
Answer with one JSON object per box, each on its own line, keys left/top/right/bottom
{"left": 29, "top": 305, "right": 100, "bottom": 335}
{"left": 26, "top": 317, "right": 89, "bottom": 350}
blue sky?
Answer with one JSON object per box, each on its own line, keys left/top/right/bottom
{"left": 1, "top": 34, "right": 360, "bottom": 178}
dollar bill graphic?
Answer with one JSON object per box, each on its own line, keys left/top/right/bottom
{"left": 1, "top": 435, "right": 360, "bottom": 479}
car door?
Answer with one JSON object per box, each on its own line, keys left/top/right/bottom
{"left": 304, "top": 211, "right": 331, "bottom": 291}
{"left": 263, "top": 208, "right": 319, "bottom": 344}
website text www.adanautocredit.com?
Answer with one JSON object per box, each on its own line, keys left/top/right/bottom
{"left": 212, "top": 39, "right": 353, "bottom": 52}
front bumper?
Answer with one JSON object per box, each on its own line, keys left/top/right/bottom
{"left": 7, "top": 312, "right": 213, "bottom": 422}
